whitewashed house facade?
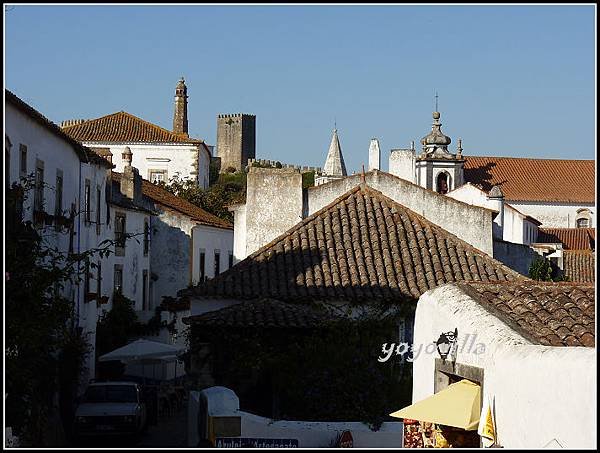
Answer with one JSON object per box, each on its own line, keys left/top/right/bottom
{"left": 5, "top": 90, "right": 114, "bottom": 381}
{"left": 61, "top": 78, "right": 212, "bottom": 189}
{"left": 409, "top": 281, "right": 595, "bottom": 449}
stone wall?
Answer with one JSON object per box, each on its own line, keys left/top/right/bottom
{"left": 245, "top": 167, "right": 304, "bottom": 256}
{"left": 389, "top": 149, "right": 416, "bottom": 183}
{"left": 492, "top": 239, "right": 541, "bottom": 276}
{"left": 216, "top": 114, "right": 256, "bottom": 172}
{"left": 307, "top": 170, "right": 495, "bottom": 256}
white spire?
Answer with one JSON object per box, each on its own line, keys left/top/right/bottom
{"left": 323, "top": 128, "right": 347, "bottom": 177}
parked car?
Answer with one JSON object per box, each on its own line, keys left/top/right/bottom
{"left": 74, "top": 381, "right": 147, "bottom": 437}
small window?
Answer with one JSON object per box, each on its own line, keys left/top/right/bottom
{"left": 115, "top": 212, "right": 126, "bottom": 255}
{"left": 19, "top": 144, "right": 27, "bottom": 178}
{"left": 84, "top": 260, "right": 91, "bottom": 303}
{"left": 34, "top": 161, "right": 44, "bottom": 215}
{"left": 96, "top": 186, "right": 102, "bottom": 235}
{"left": 575, "top": 209, "right": 592, "bottom": 229}
{"left": 199, "top": 250, "right": 206, "bottom": 282}
{"left": 97, "top": 261, "right": 102, "bottom": 300}
{"left": 149, "top": 169, "right": 168, "bottom": 184}
{"left": 84, "top": 180, "right": 91, "bottom": 225}
{"left": 114, "top": 265, "right": 123, "bottom": 295}
{"left": 143, "top": 219, "right": 150, "bottom": 256}
{"left": 142, "top": 270, "right": 148, "bottom": 311}
{"left": 55, "top": 170, "right": 63, "bottom": 224}
{"left": 214, "top": 250, "right": 221, "bottom": 277}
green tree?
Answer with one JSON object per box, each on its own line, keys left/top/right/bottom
{"left": 528, "top": 257, "right": 569, "bottom": 282}
{"left": 5, "top": 179, "right": 112, "bottom": 445}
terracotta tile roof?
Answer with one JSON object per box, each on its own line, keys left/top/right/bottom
{"left": 537, "top": 228, "right": 595, "bottom": 250}
{"left": 6, "top": 90, "right": 113, "bottom": 169}
{"left": 464, "top": 156, "right": 595, "bottom": 203}
{"left": 62, "top": 111, "right": 206, "bottom": 145}
{"left": 111, "top": 172, "right": 232, "bottom": 229}
{"left": 182, "top": 184, "right": 525, "bottom": 302}
{"left": 183, "top": 299, "right": 339, "bottom": 329}
{"left": 563, "top": 251, "right": 595, "bottom": 283}
{"left": 458, "top": 281, "right": 595, "bottom": 347}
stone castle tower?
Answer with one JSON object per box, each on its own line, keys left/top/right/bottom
{"left": 173, "top": 77, "right": 189, "bottom": 137}
{"left": 216, "top": 113, "right": 256, "bottom": 172}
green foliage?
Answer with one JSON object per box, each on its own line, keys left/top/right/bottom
{"left": 157, "top": 172, "right": 246, "bottom": 223}
{"left": 197, "top": 317, "right": 411, "bottom": 429}
{"left": 528, "top": 257, "right": 569, "bottom": 282}
{"left": 302, "top": 171, "right": 315, "bottom": 188}
{"left": 4, "top": 179, "right": 109, "bottom": 444}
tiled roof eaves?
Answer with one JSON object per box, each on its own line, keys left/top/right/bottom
{"left": 464, "top": 155, "right": 595, "bottom": 204}
{"left": 109, "top": 200, "right": 156, "bottom": 215}
{"left": 6, "top": 90, "right": 113, "bottom": 169}
{"left": 184, "top": 183, "right": 526, "bottom": 301}
{"left": 457, "top": 281, "right": 595, "bottom": 347}
{"left": 62, "top": 111, "right": 207, "bottom": 145}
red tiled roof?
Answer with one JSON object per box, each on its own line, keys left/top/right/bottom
{"left": 183, "top": 299, "right": 340, "bottom": 329}
{"left": 464, "top": 156, "right": 595, "bottom": 203}
{"left": 6, "top": 90, "right": 113, "bottom": 168}
{"left": 111, "top": 172, "right": 232, "bottom": 230}
{"left": 563, "top": 251, "right": 595, "bottom": 283}
{"left": 537, "top": 228, "right": 595, "bottom": 250}
{"left": 62, "top": 111, "right": 206, "bottom": 145}
{"left": 458, "top": 281, "right": 595, "bottom": 347}
{"left": 182, "top": 184, "right": 525, "bottom": 302}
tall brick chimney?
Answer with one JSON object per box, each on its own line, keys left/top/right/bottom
{"left": 173, "top": 77, "right": 189, "bottom": 137}
{"left": 120, "top": 147, "right": 142, "bottom": 201}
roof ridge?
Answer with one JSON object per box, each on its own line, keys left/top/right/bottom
{"left": 206, "top": 181, "right": 524, "bottom": 287}
{"left": 467, "top": 155, "right": 595, "bottom": 162}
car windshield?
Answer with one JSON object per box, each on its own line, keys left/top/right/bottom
{"left": 84, "top": 385, "right": 138, "bottom": 403}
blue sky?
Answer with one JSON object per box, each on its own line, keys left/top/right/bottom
{"left": 5, "top": 5, "right": 596, "bottom": 173}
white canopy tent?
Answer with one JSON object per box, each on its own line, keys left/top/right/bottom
{"left": 99, "top": 339, "right": 186, "bottom": 381}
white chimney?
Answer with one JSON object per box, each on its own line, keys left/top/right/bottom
{"left": 368, "top": 138, "right": 381, "bottom": 171}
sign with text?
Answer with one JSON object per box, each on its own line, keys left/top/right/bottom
{"left": 215, "top": 437, "right": 299, "bottom": 448}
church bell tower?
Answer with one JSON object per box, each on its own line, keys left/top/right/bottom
{"left": 173, "top": 77, "right": 189, "bottom": 137}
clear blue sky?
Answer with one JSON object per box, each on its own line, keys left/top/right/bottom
{"left": 5, "top": 5, "right": 596, "bottom": 173}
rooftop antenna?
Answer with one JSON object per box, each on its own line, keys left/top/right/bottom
{"left": 334, "top": 117, "right": 337, "bottom": 130}
{"left": 435, "top": 91, "right": 439, "bottom": 112}
{"left": 361, "top": 164, "right": 366, "bottom": 183}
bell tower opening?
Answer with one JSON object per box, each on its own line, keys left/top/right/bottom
{"left": 436, "top": 172, "right": 449, "bottom": 194}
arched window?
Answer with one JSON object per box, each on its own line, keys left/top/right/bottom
{"left": 575, "top": 209, "right": 592, "bottom": 228}
{"left": 436, "top": 172, "right": 449, "bottom": 194}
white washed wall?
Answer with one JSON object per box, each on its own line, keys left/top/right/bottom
{"left": 191, "top": 225, "right": 234, "bottom": 285}
{"left": 83, "top": 142, "right": 211, "bottom": 189}
{"left": 447, "top": 184, "right": 539, "bottom": 245}
{"left": 6, "top": 102, "right": 112, "bottom": 384}
{"left": 509, "top": 201, "right": 595, "bottom": 228}
{"left": 191, "top": 387, "right": 404, "bottom": 448}
{"left": 412, "top": 285, "right": 596, "bottom": 449}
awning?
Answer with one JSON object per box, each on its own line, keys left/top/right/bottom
{"left": 98, "top": 339, "right": 185, "bottom": 363}
{"left": 390, "top": 379, "right": 481, "bottom": 431}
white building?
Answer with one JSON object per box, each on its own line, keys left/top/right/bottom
{"left": 61, "top": 78, "right": 212, "bottom": 189}
{"left": 447, "top": 182, "right": 542, "bottom": 245}
{"left": 381, "top": 110, "right": 595, "bottom": 229}
{"left": 408, "top": 281, "right": 595, "bottom": 449}
{"left": 5, "top": 89, "right": 114, "bottom": 382}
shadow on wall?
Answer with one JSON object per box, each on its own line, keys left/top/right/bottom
{"left": 151, "top": 217, "right": 193, "bottom": 305}
{"left": 463, "top": 162, "right": 506, "bottom": 192}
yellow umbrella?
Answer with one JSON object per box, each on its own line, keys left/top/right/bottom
{"left": 390, "top": 379, "right": 481, "bottom": 431}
